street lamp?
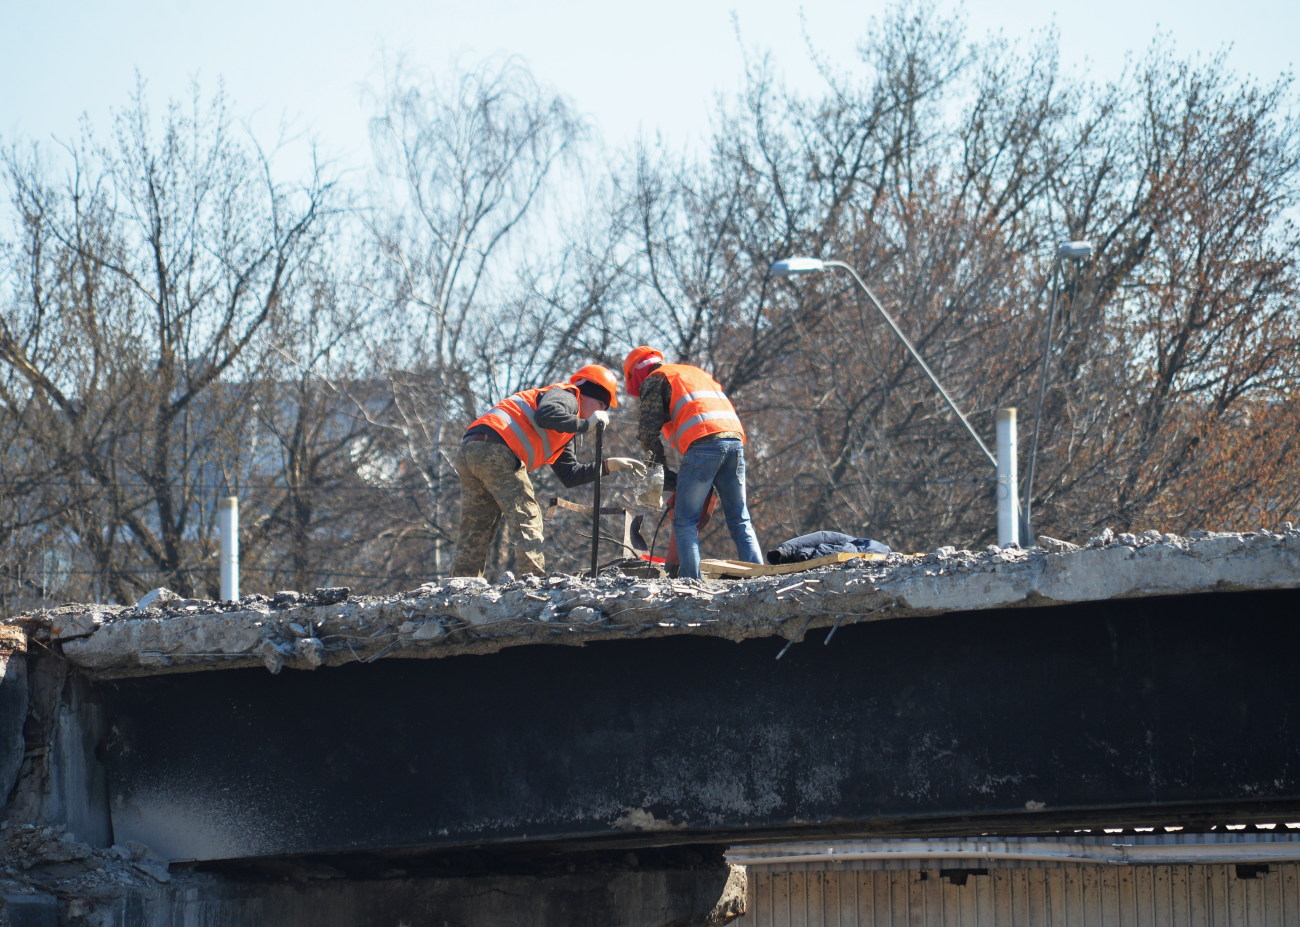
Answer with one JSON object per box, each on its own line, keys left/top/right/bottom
{"left": 1021, "top": 240, "right": 1093, "bottom": 544}
{"left": 771, "top": 256, "right": 1017, "bottom": 545}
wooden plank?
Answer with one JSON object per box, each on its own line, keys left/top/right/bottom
{"left": 700, "top": 551, "right": 888, "bottom": 579}
{"left": 544, "top": 496, "right": 623, "bottom": 517}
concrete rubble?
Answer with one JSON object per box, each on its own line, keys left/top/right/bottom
{"left": 5, "top": 526, "right": 1299, "bottom": 680}
{"left": 0, "top": 823, "right": 172, "bottom": 923}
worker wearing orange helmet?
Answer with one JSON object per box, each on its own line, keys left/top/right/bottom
{"left": 451, "top": 365, "right": 646, "bottom": 578}
{"left": 623, "top": 346, "right": 763, "bottom": 579}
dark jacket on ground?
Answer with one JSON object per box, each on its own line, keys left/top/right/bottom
{"left": 766, "top": 530, "right": 891, "bottom": 565}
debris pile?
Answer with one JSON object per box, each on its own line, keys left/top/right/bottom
{"left": 4, "top": 527, "right": 1298, "bottom": 680}
{"left": 0, "top": 823, "right": 172, "bottom": 920}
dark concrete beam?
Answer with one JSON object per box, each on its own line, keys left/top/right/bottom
{"left": 101, "top": 588, "right": 1300, "bottom": 862}
{"left": 0, "top": 629, "right": 27, "bottom": 803}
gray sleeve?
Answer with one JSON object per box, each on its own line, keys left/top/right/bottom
{"left": 548, "top": 441, "right": 601, "bottom": 488}
{"left": 535, "top": 386, "right": 589, "bottom": 434}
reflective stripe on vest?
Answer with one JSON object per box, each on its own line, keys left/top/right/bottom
{"left": 670, "top": 389, "right": 729, "bottom": 420}
{"left": 658, "top": 365, "right": 744, "bottom": 455}
{"left": 470, "top": 384, "right": 576, "bottom": 470}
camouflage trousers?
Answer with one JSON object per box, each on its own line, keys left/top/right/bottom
{"left": 450, "top": 440, "right": 546, "bottom": 577}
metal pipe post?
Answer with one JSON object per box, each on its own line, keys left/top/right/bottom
{"left": 590, "top": 422, "right": 605, "bottom": 576}
{"left": 996, "top": 409, "right": 1020, "bottom": 548}
{"left": 218, "top": 496, "right": 240, "bottom": 602}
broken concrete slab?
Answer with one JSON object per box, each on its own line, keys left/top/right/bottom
{"left": 4, "top": 528, "right": 1299, "bottom": 680}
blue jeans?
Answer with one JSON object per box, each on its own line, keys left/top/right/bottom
{"left": 673, "top": 437, "right": 763, "bottom": 579}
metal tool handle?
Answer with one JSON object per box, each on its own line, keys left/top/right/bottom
{"left": 591, "top": 420, "right": 605, "bottom": 576}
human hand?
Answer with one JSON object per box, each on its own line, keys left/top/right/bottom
{"left": 605, "top": 457, "right": 647, "bottom": 477}
{"left": 589, "top": 410, "right": 610, "bottom": 428}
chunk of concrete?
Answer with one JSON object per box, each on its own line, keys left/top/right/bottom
{"left": 136, "top": 587, "right": 181, "bottom": 610}
{"left": 404, "top": 621, "right": 446, "bottom": 641}
{"left": 295, "top": 637, "right": 325, "bottom": 668}
{"left": 49, "top": 611, "right": 105, "bottom": 641}
{"left": 260, "top": 641, "right": 287, "bottom": 674}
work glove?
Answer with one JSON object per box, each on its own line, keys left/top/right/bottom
{"left": 635, "top": 464, "right": 665, "bottom": 509}
{"left": 589, "top": 410, "right": 610, "bottom": 429}
{"left": 605, "top": 457, "right": 647, "bottom": 477}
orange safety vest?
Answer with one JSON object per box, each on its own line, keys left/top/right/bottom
{"left": 470, "top": 384, "right": 579, "bottom": 470}
{"left": 656, "top": 364, "right": 745, "bottom": 455}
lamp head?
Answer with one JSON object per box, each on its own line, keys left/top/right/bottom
{"left": 1057, "top": 240, "right": 1093, "bottom": 261}
{"left": 770, "top": 256, "right": 826, "bottom": 277}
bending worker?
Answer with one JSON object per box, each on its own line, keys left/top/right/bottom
{"left": 451, "top": 365, "right": 645, "bottom": 578}
{"left": 623, "top": 346, "right": 763, "bottom": 579}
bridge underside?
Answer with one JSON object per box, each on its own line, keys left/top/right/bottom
{"left": 100, "top": 588, "right": 1300, "bottom": 863}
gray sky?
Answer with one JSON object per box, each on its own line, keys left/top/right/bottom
{"left": 3, "top": 0, "right": 1296, "bottom": 174}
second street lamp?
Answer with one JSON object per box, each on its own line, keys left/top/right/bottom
{"left": 1022, "top": 240, "right": 1093, "bottom": 543}
{"left": 771, "top": 256, "right": 1018, "bottom": 546}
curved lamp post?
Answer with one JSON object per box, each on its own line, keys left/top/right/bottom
{"left": 1021, "top": 240, "right": 1093, "bottom": 543}
{"left": 771, "top": 256, "right": 1018, "bottom": 545}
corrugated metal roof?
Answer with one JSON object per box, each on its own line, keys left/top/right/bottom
{"left": 736, "top": 863, "right": 1300, "bottom": 926}
{"left": 730, "top": 830, "right": 1300, "bottom": 871}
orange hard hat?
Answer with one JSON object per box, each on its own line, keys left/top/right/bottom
{"left": 622, "top": 346, "right": 664, "bottom": 399}
{"left": 569, "top": 364, "right": 619, "bottom": 408}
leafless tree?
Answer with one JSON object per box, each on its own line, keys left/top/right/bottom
{"left": 0, "top": 81, "right": 339, "bottom": 603}
{"left": 608, "top": 2, "right": 1300, "bottom": 554}
{"left": 360, "top": 56, "right": 615, "bottom": 576}
{"left": 3, "top": 20, "right": 1296, "bottom": 607}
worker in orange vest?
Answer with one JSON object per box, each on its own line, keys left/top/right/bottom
{"left": 623, "top": 346, "right": 763, "bottom": 579}
{"left": 451, "top": 365, "right": 645, "bottom": 578}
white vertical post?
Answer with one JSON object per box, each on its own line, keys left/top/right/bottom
{"left": 996, "top": 409, "right": 1020, "bottom": 548}
{"left": 218, "top": 496, "right": 240, "bottom": 602}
